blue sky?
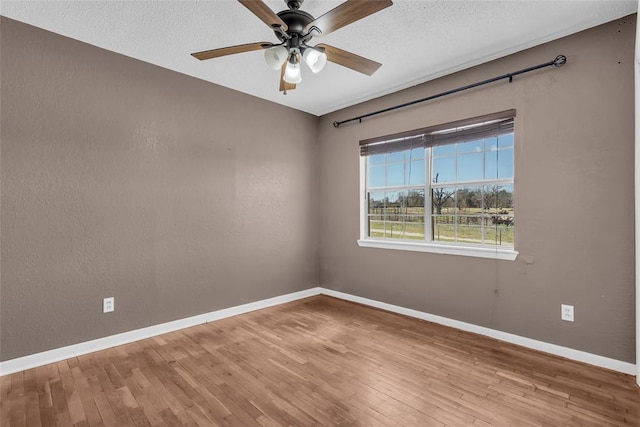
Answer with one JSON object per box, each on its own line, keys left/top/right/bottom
{"left": 368, "top": 134, "right": 514, "bottom": 188}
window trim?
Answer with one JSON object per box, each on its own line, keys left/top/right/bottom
{"left": 357, "top": 238, "right": 519, "bottom": 261}
{"left": 358, "top": 112, "right": 519, "bottom": 261}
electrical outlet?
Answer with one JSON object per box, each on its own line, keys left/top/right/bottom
{"left": 103, "top": 297, "right": 115, "bottom": 313}
{"left": 561, "top": 304, "right": 574, "bottom": 322}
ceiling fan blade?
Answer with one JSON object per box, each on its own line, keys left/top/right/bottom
{"left": 279, "top": 63, "right": 296, "bottom": 92}
{"left": 191, "top": 42, "right": 273, "bottom": 61}
{"left": 305, "top": 0, "right": 392, "bottom": 37}
{"left": 316, "top": 44, "right": 382, "bottom": 76}
{"left": 238, "top": 0, "right": 288, "bottom": 31}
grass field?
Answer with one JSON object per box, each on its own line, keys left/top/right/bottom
{"left": 369, "top": 221, "right": 425, "bottom": 240}
{"left": 369, "top": 219, "right": 514, "bottom": 246}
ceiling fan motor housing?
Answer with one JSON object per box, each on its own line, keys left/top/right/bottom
{"left": 275, "top": 9, "right": 314, "bottom": 44}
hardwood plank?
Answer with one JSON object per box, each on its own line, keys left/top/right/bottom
{"left": 8, "top": 372, "right": 26, "bottom": 427}
{"left": 23, "top": 369, "right": 42, "bottom": 427}
{"left": 1, "top": 295, "right": 639, "bottom": 426}
{"left": 70, "top": 365, "right": 105, "bottom": 426}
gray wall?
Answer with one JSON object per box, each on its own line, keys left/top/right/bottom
{"left": 0, "top": 18, "right": 319, "bottom": 361}
{"left": 317, "top": 16, "right": 636, "bottom": 363}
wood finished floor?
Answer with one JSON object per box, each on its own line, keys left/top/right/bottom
{"left": 1, "top": 295, "right": 638, "bottom": 426}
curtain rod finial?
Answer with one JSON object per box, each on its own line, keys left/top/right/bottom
{"left": 554, "top": 55, "right": 567, "bottom": 67}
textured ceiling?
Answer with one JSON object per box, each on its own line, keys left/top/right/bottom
{"left": 1, "top": 1, "right": 637, "bottom": 116}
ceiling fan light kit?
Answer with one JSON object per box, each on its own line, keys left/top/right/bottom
{"left": 191, "top": 0, "right": 393, "bottom": 92}
{"left": 284, "top": 57, "right": 303, "bottom": 84}
{"left": 302, "top": 47, "right": 327, "bottom": 73}
{"left": 264, "top": 45, "right": 289, "bottom": 70}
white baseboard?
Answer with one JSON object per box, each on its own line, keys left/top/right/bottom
{"left": 320, "top": 289, "right": 637, "bottom": 376}
{"left": 1, "top": 286, "right": 635, "bottom": 378}
{"left": 0, "top": 287, "right": 322, "bottom": 376}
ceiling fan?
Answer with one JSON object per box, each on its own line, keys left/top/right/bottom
{"left": 191, "top": 0, "right": 393, "bottom": 93}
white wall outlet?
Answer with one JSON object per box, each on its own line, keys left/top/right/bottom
{"left": 561, "top": 304, "right": 574, "bottom": 322}
{"left": 103, "top": 297, "right": 115, "bottom": 313}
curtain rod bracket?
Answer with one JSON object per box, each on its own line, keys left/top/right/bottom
{"left": 333, "top": 54, "right": 567, "bottom": 128}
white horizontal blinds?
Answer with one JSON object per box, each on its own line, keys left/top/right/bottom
{"left": 359, "top": 109, "right": 516, "bottom": 156}
{"left": 425, "top": 118, "right": 513, "bottom": 148}
{"left": 360, "top": 135, "right": 424, "bottom": 156}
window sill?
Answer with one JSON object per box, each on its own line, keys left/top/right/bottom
{"left": 357, "top": 239, "right": 519, "bottom": 260}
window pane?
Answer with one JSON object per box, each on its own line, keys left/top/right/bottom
{"left": 369, "top": 153, "right": 385, "bottom": 165}
{"left": 404, "top": 216, "right": 425, "bottom": 240}
{"left": 497, "top": 148, "right": 514, "bottom": 179}
{"left": 410, "top": 146, "right": 425, "bottom": 160}
{"left": 433, "top": 144, "right": 455, "bottom": 157}
{"left": 484, "top": 185, "right": 500, "bottom": 210}
{"left": 385, "top": 218, "right": 404, "bottom": 239}
{"left": 485, "top": 225, "right": 514, "bottom": 247}
{"left": 498, "top": 133, "right": 514, "bottom": 148}
{"left": 368, "top": 192, "right": 385, "bottom": 213}
{"left": 501, "top": 184, "right": 514, "bottom": 209}
{"left": 484, "top": 184, "right": 514, "bottom": 246}
{"left": 369, "top": 215, "right": 425, "bottom": 241}
{"left": 369, "top": 165, "right": 385, "bottom": 187}
{"left": 484, "top": 185, "right": 513, "bottom": 211}
{"left": 485, "top": 136, "right": 499, "bottom": 152}
{"left": 458, "top": 139, "right": 483, "bottom": 153}
{"left": 485, "top": 183, "right": 514, "bottom": 246}
{"left": 385, "top": 190, "right": 403, "bottom": 206}
{"left": 457, "top": 153, "right": 483, "bottom": 182}
{"left": 384, "top": 191, "right": 404, "bottom": 222}
{"left": 432, "top": 215, "right": 455, "bottom": 243}
{"left": 386, "top": 163, "right": 404, "bottom": 187}
{"left": 407, "top": 189, "right": 425, "bottom": 208}
{"left": 368, "top": 215, "right": 384, "bottom": 238}
{"left": 432, "top": 156, "right": 455, "bottom": 183}
{"left": 406, "top": 160, "right": 426, "bottom": 185}
{"left": 432, "top": 186, "right": 456, "bottom": 214}
{"left": 455, "top": 186, "right": 482, "bottom": 213}
{"left": 456, "top": 216, "right": 483, "bottom": 245}
{"left": 386, "top": 151, "right": 404, "bottom": 163}
{"left": 485, "top": 151, "right": 498, "bottom": 180}
{"left": 385, "top": 216, "right": 423, "bottom": 240}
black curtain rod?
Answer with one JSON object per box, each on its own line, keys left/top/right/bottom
{"left": 332, "top": 55, "right": 567, "bottom": 128}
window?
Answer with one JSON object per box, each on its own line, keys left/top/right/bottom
{"left": 359, "top": 110, "right": 517, "bottom": 260}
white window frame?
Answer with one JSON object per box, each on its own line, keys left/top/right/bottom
{"left": 357, "top": 114, "right": 519, "bottom": 261}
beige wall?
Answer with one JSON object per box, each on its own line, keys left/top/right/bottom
{"left": 1, "top": 14, "right": 636, "bottom": 364}
{"left": 317, "top": 16, "right": 636, "bottom": 362}
{"left": 0, "top": 18, "right": 319, "bottom": 361}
